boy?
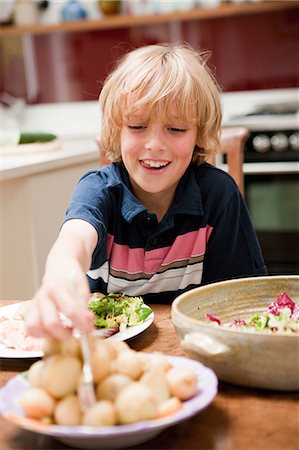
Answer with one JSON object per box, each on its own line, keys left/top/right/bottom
{"left": 26, "top": 43, "right": 267, "bottom": 339}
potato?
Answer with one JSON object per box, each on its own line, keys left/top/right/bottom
{"left": 60, "top": 337, "right": 81, "bottom": 358}
{"left": 82, "top": 400, "right": 117, "bottom": 426}
{"left": 113, "top": 350, "right": 143, "bottom": 380}
{"left": 18, "top": 387, "right": 55, "bottom": 419}
{"left": 166, "top": 367, "right": 198, "bottom": 400}
{"left": 96, "top": 373, "right": 132, "bottom": 401}
{"left": 90, "top": 341, "right": 113, "bottom": 383}
{"left": 40, "top": 354, "right": 82, "bottom": 399}
{"left": 107, "top": 340, "right": 130, "bottom": 355}
{"left": 54, "top": 395, "right": 82, "bottom": 426}
{"left": 115, "top": 382, "right": 158, "bottom": 424}
{"left": 27, "top": 360, "right": 45, "bottom": 387}
{"left": 42, "top": 338, "right": 61, "bottom": 356}
{"left": 139, "top": 351, "right": 172, "bottom": 373}
{"left": 140, "top": 367, "right": 170, "bottom": 404}
{"left": 97, "top": 338, "right": 126, "bottom": 359}
{"left": 157, "top": 397, "right": 182, "bottom": 418}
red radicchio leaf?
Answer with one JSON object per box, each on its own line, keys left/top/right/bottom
{"left": 230, "top": 319, "right": 247, "bottom": 328}
{"left": 268, "top": 303, "right": 280, "bottom": 315}
{"left": 268, "top": 292, "right": 295, "bottom": 315}
{"left": 205, "top": 313, "right": 222, "bottom": 325}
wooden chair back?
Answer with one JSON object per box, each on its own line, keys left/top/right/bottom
{"left": 208, "top": 126, "right": 249, "bottom": 195}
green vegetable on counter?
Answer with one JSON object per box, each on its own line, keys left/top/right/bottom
{"left": 19, "top": 132, "right": 57, "bottom": 144}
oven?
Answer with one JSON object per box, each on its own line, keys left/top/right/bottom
{"left": 222, "top": 89, "right": 299, "bottom": 275}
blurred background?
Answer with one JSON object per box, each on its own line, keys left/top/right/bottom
{"left": 1, "top": 0, "right": 298, "bottom": 102}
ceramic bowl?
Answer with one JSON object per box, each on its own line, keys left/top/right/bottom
{"left": 171, "top": 276, "right": 299, "bottom": 391}
{"left": 0, "top": 356, "right": 217, "bottom": 449}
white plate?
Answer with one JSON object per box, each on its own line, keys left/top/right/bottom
{"left": 0, "top": 355, "right": 218, "bottom": 449}
{"left": 0, "top": 303, "right": 44, "bottom": 359}
{"left": 0, "top": 302, "right": 154, "bottom": 359}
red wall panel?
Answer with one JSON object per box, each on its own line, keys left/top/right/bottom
{"left": 1, "top": 8, "right": 298, "bottom": 104}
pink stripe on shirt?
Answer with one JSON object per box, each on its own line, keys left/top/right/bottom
{"left": 107, "top": 226, "right": 213, "bottom": 275}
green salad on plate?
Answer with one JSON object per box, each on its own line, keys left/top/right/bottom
{"left": 89, "top": 293, "right": 152, "bottom": 334}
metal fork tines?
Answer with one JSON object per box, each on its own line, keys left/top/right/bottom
{"left": 77, "top": 332, "right": 96, "bottom": 412}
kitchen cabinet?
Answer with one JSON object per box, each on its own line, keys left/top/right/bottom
{"left": 0, "top": 140, "right": 100, "bottom": 300}
{"left": 0, "top": 1, "right": 298, "bottom": 36}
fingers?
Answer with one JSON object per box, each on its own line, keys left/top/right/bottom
{"left": 25, "top": 280, "right": 94, "bottom": 340}
{"left": 25, "top": 293, "right": 73, "bottom": 340}
{"left": 62, "top": 270, "right": 95, "bottom": 333}
{"left": 56, "top": 287, "right": 94, "bottom": 334}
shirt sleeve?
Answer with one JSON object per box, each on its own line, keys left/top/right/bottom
{"left": 62, "top": 171, "right": 111, "bottom": 267}
{"left": 202, "top": 190, "right": 268, "bottom": 284}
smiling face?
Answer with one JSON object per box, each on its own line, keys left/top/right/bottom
{"left": 120, "top": 108, "right": 197, "bottom": 212}
{"left": 99, "top": 44, "right": 222, "bottom": 168}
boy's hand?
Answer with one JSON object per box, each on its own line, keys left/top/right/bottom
{"left": 25, "top": 262, "right": 94, "bottom": 340}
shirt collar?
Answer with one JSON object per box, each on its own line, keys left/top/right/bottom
{"left": 115, "top": 163, "right": 147, "bottom": 222}
{"left": 169, "top": 164, "right": 204, "bottom": 217}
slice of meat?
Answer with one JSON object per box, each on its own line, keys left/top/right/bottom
{"left": 0, "top": 316, "right": 43, "bottom": 351}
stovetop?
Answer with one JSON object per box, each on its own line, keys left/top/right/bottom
{"left": 222, "top": 88, "right": 299, "bottom": 130}
{"left": 221, "top": 88, "right": 299, "bottom": 163}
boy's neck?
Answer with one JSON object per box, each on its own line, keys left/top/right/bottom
{"left": 137, "top": 191, "right": 174, "bottom": 223}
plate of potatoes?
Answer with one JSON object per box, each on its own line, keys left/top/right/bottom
{"left": 0, "top": 337, "right": 218, "bottom": 448}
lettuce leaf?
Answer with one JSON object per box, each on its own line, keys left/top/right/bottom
{"left": 89, "top": 293, "right": 151, "bottom": 330}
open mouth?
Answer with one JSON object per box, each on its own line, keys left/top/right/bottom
{"left": 141, "top": 159, "right": 170, "bottom": 170}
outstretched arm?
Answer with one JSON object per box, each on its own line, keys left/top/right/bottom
{"left": 25, "top": 219, "right": 98, "bottom": 340}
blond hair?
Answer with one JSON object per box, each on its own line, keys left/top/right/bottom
{"left": 99, "top": 43, "right": 222, "bottom": 164}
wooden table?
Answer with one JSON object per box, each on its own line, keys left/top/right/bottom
{"left": 1, "top": 301, "right": 298, "bottom": 450}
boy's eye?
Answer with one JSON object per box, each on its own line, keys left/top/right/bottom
{"left": 128, "top": 125, "right": 145, "bottom": 130}
{"left": 169, "top": 127, "right": 186, "bottom": 133}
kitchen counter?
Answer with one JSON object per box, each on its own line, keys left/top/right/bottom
{"left": 0, "top": 301, "right": 298, "bottom": 450}
{"left": 1, "top": 138, "right": 100, "bottom": 181}
{"left": 221, "top": 87, "right": 299, "bottom": 128}
{"left": 1, "top": 99, "right": 102, "bottom": 181}
{"left": 1, "top": 87, "right": 297, "bottom": 181}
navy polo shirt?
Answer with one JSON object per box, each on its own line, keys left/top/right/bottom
{"left": 63, "top": 162, "right": 267, "bottom": 303}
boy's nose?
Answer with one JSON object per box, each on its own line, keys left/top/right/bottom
{"left": 145, "top": 132, "right": 166, "bottom": 152}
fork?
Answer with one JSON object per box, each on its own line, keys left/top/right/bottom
{"left": 59, "top": 310, "right": 97, "bottom": 412}
{"left": 76, "top": 331, "right": 97, "bottom": 412}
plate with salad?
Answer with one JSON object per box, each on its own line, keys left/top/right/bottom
{"left": 0, "top": 294, "right": 154, "bottom": 358}
{"left": 89, "top": 293, "right": 154, "bottom": 341}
